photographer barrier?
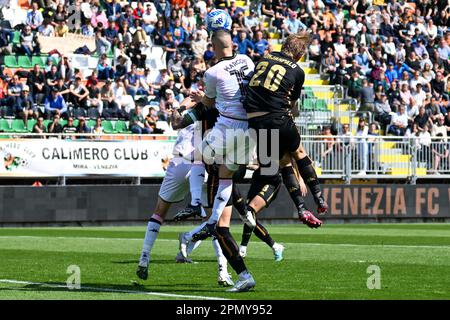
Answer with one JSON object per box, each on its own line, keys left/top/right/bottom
{"left": 0, "top": 184, "right": 449, "bottom": 224}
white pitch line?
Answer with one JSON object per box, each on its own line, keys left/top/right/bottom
{"left": 0, "top": 279, "right": 230, "bottom": 300}
{"left": 0, "top": 235, "right": 449, "bottom": 249}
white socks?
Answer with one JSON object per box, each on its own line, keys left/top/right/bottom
{"left": 189, "top": 163, "right": 205, "bottom": 206}
{"left": 208, "top": 179, "right": 233, "bottom": 224}
{"left": 139, "top": 215, "right": 163, "bottom": 264}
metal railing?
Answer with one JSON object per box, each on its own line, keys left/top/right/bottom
{"left": 301, "top": 135, "right": 450, "bottom": 183}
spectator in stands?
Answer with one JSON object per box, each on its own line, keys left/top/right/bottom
{"left": 86, "top": 80, "right": 103, "bottom": 118}
{"left": 139, "top": 68, "right": 155, "bottom": 96}
{"left": 94, "top": 29, "right": 112, "bottom": 56}
{"left": 374, "top": 93, "right": 393, "bottom": 127}
{"left": 100, "top": 80, "right": 119, "bottom": 119}
{"left": 47, "top": 114, "right": 63, "bottom": 134}
{"left": 130, "top": 106, "right": 151, "bottom": 134}
{"left": 234, "top": 31, "right": 254, "bottom": 56}
{"left": 252, "top": 30, "right": 269, "bottom": 61}
{"left": 142, "top": 3, "right": 158, "bottom": 35}
{"left": 32, "top": 117, "right": 47, "bottom": 137}
{"left": 432, "top": 114, "right": 448, "bottom": 138}
{"left": 347, "top": 71, "right": 362, "bottom": 99}
{"left": 44, "top": 87, "right": 68, "bottom": 119}
{"left": 55, "top": 20, "right": 69, "bottom": 37}
{"left": 69, "top": 77, "right": 89, "bottom": 113}
{"left": 105, "top": 0, "right": 122, "bottom": 21}
{"left": 355, "top": 118, "right": 369, "bottom": 175}
{"left": 26, "top": 2, "right": 44, "bottom": 32}
{"left": 159, "top": 88, "right": 180, "bottom": 119}
{"left": 426, "top": 96, "right": 443, "bottom": 123}
{"left": 38, "top": 18, "right": 55, "bottom": 37}
{"left": 20, "top": 25, "right": 40, "bottom": 57}
{"left": 92, "top": 117, "right": 104, "bottom": 134}
{"left": 4, "top": 75, "right": 24, "bottom": 116}
{"left": 97, "top": 54, "right": 114, "bottom": 80}
{"left": 125, "top": 64, "right": 145, "bottom": 98}
{"left": 415, "top": 106, "right": 431, "bottom": 132}
{"left": 388, "top": 104, "right": 409, "bottom": 136}
{"left": 58, "top": 56, "right": 74, "bottom": 83}
{"left": 105, "top": 19, "right": 119, "bottom": 47}
{"left": 54, "top": 77, "right": 70, "bottom": 102}
{"left": 76, "top": 117, "right": 91, "bottom": 135}
{"left": 45, "top": 65, "right": 61, "bottom": 96}
{"left": 321, "top": 47, "right": 337, "bottom": 82}
{"left": 282, "top": 11, "right": 307, "bottom": 35}
{"left": 359, "top": 80, "right": 375, "bottom": 112}
{"left": 112, "top": 78, "right": 134, "bottom": 117}
{"left": 14, "top": 84, "right": 36, "bottom": 126}
{"left": 63, "top": 117, "right": 77, "bottom": 135}
{"left": 431, "top": 133, "right": 449, "bottom": 174}
{"left": 27, "top": 64, "right": 46, "bottom": 105}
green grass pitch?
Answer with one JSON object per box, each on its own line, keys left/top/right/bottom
{"left": 0, "top": 223, "right": 449, "bottom": 300}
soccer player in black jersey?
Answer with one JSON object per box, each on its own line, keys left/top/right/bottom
{"left": 244, "top": 32, "right": 328, "bottom": 228}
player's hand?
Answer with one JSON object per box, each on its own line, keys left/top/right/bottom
{"left": 190, "top": 90, "right": 205, "bottom": 103}
{"left": 299, "top": 180, "right": 308, "bottom": 197}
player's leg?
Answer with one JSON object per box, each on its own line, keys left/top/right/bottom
{"left": 136, "top": 197, "right": 171, "bottom": 280}
{"left": 291, "top": 145, "right": 328, "bottom": 215}
{"left": 240, "top": 172, "right": 284, "bottom": 260}
{"left": 215, "top": 206, "right": 256, "bottom": 292}
{"left": 136, "top": 160, "right": 190, "bottom": 280}
{"left": 278, "top": 154, "right": 322, "bottom": 227}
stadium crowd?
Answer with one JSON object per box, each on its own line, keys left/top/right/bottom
{"left": 0, "top": 0, "right": 449, "bottom": 139}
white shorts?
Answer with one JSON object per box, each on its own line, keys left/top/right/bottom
{"left": 199, "top": 115, "right": 252, "bottom": 171}
{"left": 158, "top": 157, "right": 207, "bottom": 203}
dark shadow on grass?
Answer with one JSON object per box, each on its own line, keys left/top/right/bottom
{"left": 0, "top": 281, "right": 230, "bottom": 295}
{"left": 111, "top": 258, "right": 217, "bottom": 264}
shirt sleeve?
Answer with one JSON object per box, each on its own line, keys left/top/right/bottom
{"left": 203, "top": 69, "right": 217, "bottom": 99}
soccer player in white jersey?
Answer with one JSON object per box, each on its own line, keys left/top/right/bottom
{"left": 135, "top": 97, "right": 233, "bottom": 287}
{"left": 185, "top": 30, "right": 257, "bottom": 292}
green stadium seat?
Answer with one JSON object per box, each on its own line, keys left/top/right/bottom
{"left": 4, "top": 55, "right": 19, "bottom": 68}
{"left": 43, "top": 119, "right": 51, "bottom": 130}
{"left": 12, "top": 119, "right": 28, "bottom": 133}
{"left": 50, "top": 56, "right": 60, "bottom": 65}
{"left": 27, "top": 119, "right": 37, "bottom": 132}
{"left": 87, "top": 119, "right": 96, "bottom": 128}
{"left": 316, "top": 99, "right": 328, "bottom": 111}
{"left": 12, "top": 31, "right": 20, "bottom": 44}
{"left": 59, "top": 119, "right": 67, "bottom": 127}
{"left": 102, "top": 120, "right": 116, "bottom": 134}
{"left": 0, "top": 119, "right": 13, "bottom": 132}
{"left": 115, "top": 120, "right": 131, "bottom": 133}
{"left": 18, "top": 56, "right": 32, "bottom": 68}
{"left": 31, "top": 56, "right": 46, "bottom": 67}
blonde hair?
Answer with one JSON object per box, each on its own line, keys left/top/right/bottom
{"left": 281, "top": 31, "right": 311, "bottom": 61}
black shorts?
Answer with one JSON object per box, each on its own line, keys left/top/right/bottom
{"left": 247, "top": 168, "right": 282, "bottom": 207}
{"left": 248, "top": 112, "right": 301, "bottom": 163}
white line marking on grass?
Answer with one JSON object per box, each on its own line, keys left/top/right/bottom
{"left": 0, "top": 279, "right": 230, "bottom": 300}
{"left": 0, "top": 235, "right": 449, "bottom": 249}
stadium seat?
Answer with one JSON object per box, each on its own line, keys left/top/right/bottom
{"left": 4, "top": 56, "right": 19, "bottom": 68}
{"left": 27, "top": 119, "right": 36, "bottom": 132}
{"left": 115, "top": 120, "right": 131, "bottom": 134}
{"left": 12, "top": 31, "right": 20, "bottom": 44}
{"left": 102, "top": 120, "right": 117, "bottom": 134}
{"left": 12, "top": 119, "right": 28, "bottom": 133}
{"left": 0, "top": 119, "right": 13, "bottom": 132}
{"left": 31, "top": 56, "right": 46, "bottom": 67}
{"left": 18, "top": 56, "right": 32, "bottom": 68}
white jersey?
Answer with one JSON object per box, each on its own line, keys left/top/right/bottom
{"left": 172, "top": 123, "right": 196, "bottom": 159}
{"left": 204, "top": 53, "right": 255, "bottom": 120}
